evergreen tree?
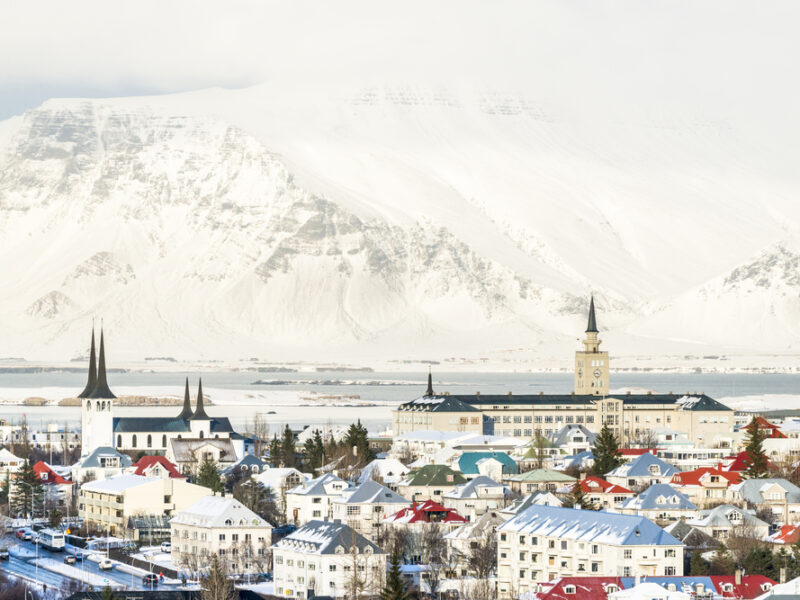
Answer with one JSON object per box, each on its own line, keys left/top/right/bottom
{"left": 232, "top": 478, "right": 281, "bottom": 525}
{"left": 345, "top": 419, "right": 373, "bottom": 463}
{"left": 303, "top": 429, "right": 325, "bottom": 471}
{"left": 743, "top": 417, "right": 770, "bottom": 479}
{"left": 101, "top": 585, "right": 116, "bottom": 600}
{"left": 11, "top": 459, "right": 44, "bottom": 518}
{"left": 743, "top": 546, "right": 776, "bottom": 580}
{"left": 709, "top": 544, "right": 735, "bottom": 575}
{"left": 0, "top": 471, "right": 9, "bottom": 506}
{"left": 196, "top": 457, "right": 223, "bottom": 493}
{"left": 569, "top": 481, "right": 594, "bottom": 510}
{"left": 591, "top": 423, "right": 621, "bottom": 476}
{"left": 281, "top": 425, "right": 297, "bottom": 468}
{"left": 268, "top": 435, "right": 281, "bottom": 467}
{"left": 380, "top": 551, "right": 411, "bottom": 600}
{"left": 689, "top": 550, "right": 709, "bottom": 575}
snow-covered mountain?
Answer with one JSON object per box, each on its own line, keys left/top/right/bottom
{"left": 0, "top": 84, "right": 798, "bottom": 364}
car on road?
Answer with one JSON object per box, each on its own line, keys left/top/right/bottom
{"left": 160, "top": 541, "right": 171, "bottom": 553}
{"left": 64, "top": 555, "right": 77, "bottom": 565}
{"left": 98, "top": 558, "right": 113, "bottom": 570}
{"left": 0, "top": 547, "right": 9, "bottom": 560}
{"left": 143, "top": 574, "right": 159, "bottom": 587}
{"left": 16, "top": 529, "right": 32, "bottom": 541}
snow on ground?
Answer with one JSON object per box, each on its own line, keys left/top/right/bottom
{"left": 238, "top": 582, "right": 275, "bottom": 595}
{"left": 33, "top": 557, "right": 122, "bottom": 588}
{"left": 134, "top": 547, "right": 178, "bottom": 572}
{"left": 718, "top": 394, "right": 800, "bottom": 412}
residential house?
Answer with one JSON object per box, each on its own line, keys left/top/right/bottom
{"left": 129, "top": 455, "right": 185, "bottom": 479}
{"left": 500, "top": 492, "right": 563, "bottom": 518}
{"left": 166, "top": 438, "right": 237, "bottom": 476}
{"left": 719, "top": 451, "right": 776, "bottom": 474}
{"left": 457, "top": 452, "right": 518, "bottom": 482}
{"left": 357, "top": 458, "right": 409, "bottom": 490}
{"left": 503, "top": 468, "right": 576, "bottom": 494}
{"left": 221, "top": 454, "right": 268, "bottom": 480}
{"left": 71, "top": 446, "right": 132, "bottom": 483}
{"left": 170, "top": 495, "right": 273, "bottom": 575}
{"left": 78, "top": 473, "right": 210, "bottom": 537}
{"left": 0, "top": 448, "right": 23, "bottom": 477}
{"left": 563, "top": 476, "right": 634, "bottom": 510}
{"left": 252, "top": 467, "right": 310, "bottom": 518}
{"left": 33, "top": 461, "right": 73, "bottom": 510}
{"left": 286, "top": 473, "right": 349, "bottom": 525}
{"left": 768, "top": 524, "right": 800, "bottom": 546}
{"left": 381, "top": 499, "right": 468, "bottom": 530}
{"left": 728, "top": 479, "right": 800, "bottom": 524}
{"left": 396, "top": 464, "right": 467, "bottom": 503}
{"left": 550, "top": 424, "right": 597, "bottom": 455}
{"left": 669, "top": 468, "right": 740, "bottom": 509}
{"left": 496, "top": 505, "right": 684, "bottom": 598}
{"left": 442, "top": 475, "right": 510, "bottom": 519}
{"left": 663, "top": 521, "right": 719, "bottom": 554}
{"left": 606, "top": 453, "right": 679, "bottom": 490}
{"left": 686, "top": 504, "right": 769, "bottom": 541}
{"left": 618, "top": 483, "right": 697, "bottom": 522}
{"left": 443, "top": 510, "right": 506, "bottom": 576}
{"left": 272, "top": 520, "right": 387, "bottom": 599}
{"left": 331, "top": 480, "right": 409, "bottom": 536}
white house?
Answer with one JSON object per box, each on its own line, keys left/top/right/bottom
{"left": 606, "top": 453, "right": 679, "bottom": 490}
{"left": 331, "top": 480, "right": 409, "bottom": 536}
{"left": 357, "top": 458, "right": 410, "bottom": 490}
{"left": 618, "top": 484, "right": 698, "bottom": 522}
{"left": 167, "top": 438, "right": 237, "bottom": 476}
{"left": 442, "top": 475, "right": 509, "bottom": 520}
{"left": 272, "top": 520, "right": 387, "bottom": 599}
{"left": 0, "top": 448, "right": 23, "bottom": 478}
{"left": 286, "top": 473, "right": 349, "bottom": 525}
{"left": 496, "top": 505, "right": 684, "bottom": 598}
{"left": 686, "top": 504, "right": 770, "bottom": 540}
{"left": 71, "top": 446, "right": 132, "bottom": 483}
{"left": 252, "top": 467, "right": 311, "bottom": 518}
{"left": 170, "top": 495, "right": 273, "bottom": 576}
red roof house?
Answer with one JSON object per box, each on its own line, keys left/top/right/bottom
{"left": 33, "top": 461, "right": 71, "bottom": 485}
{"left": 742, "top": 416, "right": 786, "bottom": 439}
{"left": 578, "top": 476, "right": 634, "bottom": 495}
{"left": 131, "top": 455, "right": 185, "bottom": 479}
{"left": 382, "top": 499, "right": 467, "bottom": 525}
{"left": 671, "top": 467, "right": 741, "bottom": 487}
{"left": 769, "top": 524, "right": 800, "bottom": 545}
{"left": 721, "top": 451, "right": 776, "bottom": 473}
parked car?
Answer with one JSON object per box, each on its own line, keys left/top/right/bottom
{"left": 63, "top": 555, "right": 77, "bottom": 565}
{"left": 98, "top": 558, "right": 113, "bottom": 570}
{"left": 0, "top": 547, "right": 9, "bottom": 560}
{"left": 143, "top": 573, "right": 159, "bottom": 587}
{"left": 160, "top": 541, "right": 171, "bottom": 553}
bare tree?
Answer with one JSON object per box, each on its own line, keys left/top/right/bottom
{"left": 629, "top": 429, "right": 658, "bottom": 450}
{"left": 468, "top": 530, "right": 497, "bottom": 580}
{"left": 725, "top": 523, "right": 766, "bottom": 568}
{"left": 201, "top": 554, "right": 237, "bottom": 600}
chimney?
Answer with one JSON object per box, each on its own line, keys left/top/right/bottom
{"left": 780, "top": 567, "right": 787, "bottom": 584}
{"left": 735, "top": 570, "right": 742, "bottom": 585}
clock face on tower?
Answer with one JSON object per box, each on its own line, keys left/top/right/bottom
{"left": 593, "top": 368, "right": 601, "bottom": 378}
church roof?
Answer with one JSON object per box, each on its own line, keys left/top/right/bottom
{"left": 191, "top": 379, "right": 208, "bottom": 420}
{"left": 177, "top": 377, "right": 193, "bottom": 420}
{"left": 86, "top": 329, "right": 116, "bottom": 399}
{"left": 113, "top": 417, "right": 190, "bottom": 433}
{"left": 77, "top": 329, "right": 97, "bottom": 398}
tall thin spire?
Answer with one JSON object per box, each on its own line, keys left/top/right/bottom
{"left": 586, "top": 295, "right": 598, "bottom": 333}
{"left": 87, "top": 327, "right": 116, "bottom": 398}
{"left": 191, "top": 378, "right": 208, "bottom": 420}
{"left": 425, "top": 368, "right": 434, "bottom": 397}
{"left": 78, "top": 328, "right": 97, "bottom": 398}
{"left": 178, "top": 377, "right": 193, "bottom": 420}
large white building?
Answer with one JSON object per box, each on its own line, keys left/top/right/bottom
{"left": 273, "top": 520, "right": 387, "bottom": 599}
{"left": 170, "top": 495, "right": 273, "bottom": 575}
{"left": 496, "top": 505, "right": 684, "bottom": 598}
{"left": 286, "top": 473, "right": 349, "bottom": 525}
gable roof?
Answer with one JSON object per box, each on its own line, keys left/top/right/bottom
{"left": 357, "top": 458, "right": 409, "bottom": 485}
{"left": 132, "top": 455, "right": 185, "bottom": 479}
{"left": 403, "top": 464, "right": 466, "bottom": 487}
{"left": 444, "top": 475, "right": 508, "bottom": 499}
{"left": 171, "top": 495, "right": 271, "bottom": 528}
{"left": 383, "top": 499, "right": 468, "bottom": 524}
{"left": 663, "top": 521, "right": 718, "bottom": 549}
{"left": 742, "top": 416, "right": 786, "bottom": 438}
{"left": 221, "top": 454, "right": 267, "bottom": 476}
{"left": 82, "top": 473, "right": 156, "bottom": 494}
{"left": 723, "top": 451, "right": 777, "bottom": 473}
{"left": 458, "top": 451, "right": 518, "bottom": 475}
{"left": 501, "top": 491, "right": 563, "bottom": 515}
{"left": 253, "top": 467, "right": 309, "bottom": 491}
{"left": 78, "top": 446, "right": 132, "bottom": 469}
{"left": 551, "top": 424, "right": 597, "bottom": 447}
{"left": 607, "top": 453, "right": 678, "bottom": 478}
{"left": 114, "top": 417, "right": 190, "bottom": 433}
{"left": 289, "top": 473, "right": 348, "bottom": 496}
{"left": 688, "top": 504, "right": 767, "bottom": 529}
{"left": 273, "top": 519, "right": 384, "bottom": 555}
{"left": 334, "top": 480, "right": 408, "bottom": 505}
{"left": 169, "top": 438, "right": 237, "bottom": 463}
{"left": 444, "top": 510, "right": 506, "bottom": 541}
{"left": 731, "top": 478, "right": 800, "bottom": 504}
{"left": 670, "top": 467, "right": 741, "bottom": 487}
{"left": 498, "top": 505, "right": 683, "bottom": 546}
{"left": 620, "top": 484, "right": 696, "bottom": 511}
{"left": 33, "top": 461, "right": 71, "bottom": 485}
{"left": 506, "top": 468, "right": 576, "bottom": 483}
{"left": 579, "top": 476, "right": 633, "bottom": 495}
{"left": 769, "top": 524, "right": 800, "bottom": 545}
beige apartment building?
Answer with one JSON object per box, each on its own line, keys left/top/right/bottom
{"left": 392, "top": 300, "right": 734, "bottom": 446}
{"left": 79, "top": 473, "right": 210, "bottom": 535}
{"left": 171, "top": 495, "right": 273, "bottom": 575}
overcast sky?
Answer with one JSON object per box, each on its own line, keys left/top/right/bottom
{"left": 1, "top": 0, "right": 798, "bottom": 122}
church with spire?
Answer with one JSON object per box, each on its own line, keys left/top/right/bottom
{"left": 78, "top": 327, "right": 234, "bottom": 457}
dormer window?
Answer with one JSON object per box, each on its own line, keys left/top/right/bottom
{"left": 225, "top": 519, "right": 233, "bottom": 526}
{"left": 721, "top": 584, "right": 733, "bottom": 592}
{"left": 564, "top": 586, "right": 576, "bottom": 594}
{"left": 649, "top": 465, "right": 660, "bottom": 475}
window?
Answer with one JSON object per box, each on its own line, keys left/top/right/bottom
{"left": 132, "top": 435, "right": 137, "bottom": 448}
{"left": 624, "top": 549, "right": 631, "bottom": 559}
{"left": 564, "top": 586, "right": 576, "bottom": 594}
{"left": 500, "top": 533, "right": 506, "bottom": 541}
{"left": 591, "top": 563, "right": 599, "bottom": 573}
{"left": 347, "top": 506, "right": 359, "bottom": 515}
{"left": 231, "top": 534, "right": 239, "bottom": 542}
{"left": 117, "top": 435, "right": 122, "bottom": 447}
{"left": 560, "top": 541, "right": 567, "bottom": 550}
{"left": 219, "top": 534, "right": 225, "bottom": 541}
{"left": 329, "top": 565, "right": 336, "bottom": 572}
{"left": 147, "top": 434, "right": 152, "bottom": 448}
{"left": 162, "top": 435, "right": 167, "bottom": 447}
{"left": 313, "top": 511, "right": 321, "bottom": 517}
{"left": 665, "top": 567, "right": 676, "bottom": 576}
{"left": 623, "top": 567, "right": 631, "bottom": 577}
{"left": 665, "top": 549, "right": 676, "bottom": 557}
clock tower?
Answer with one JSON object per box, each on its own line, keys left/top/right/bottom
{"left": 574, "top": 296, "right": 609, "bottom": 395}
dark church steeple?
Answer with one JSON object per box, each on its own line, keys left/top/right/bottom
{"left": 425, "top": 368, "right": 434, "bottom": 397}
{"left": 177, "top": 377, "right": 193, "bottom": 420}
{"left": 191, "top": 378, "right": 209, "bottom": 420}
{"left": 87, "top": 328, "right": 116, "bottom": 399}
{"left": 586, "top": 295, "right": 599, "bottom": 333}
{"left": 78, "top": 329, "right": 97, "bottom": 398}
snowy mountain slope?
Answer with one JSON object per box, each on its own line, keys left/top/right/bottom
{"left": 0, "top": 80, "right": 798, "bottom": 363}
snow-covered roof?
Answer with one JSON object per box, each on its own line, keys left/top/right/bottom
{"left": 357, "top": 458, "right": 409, "bottom": 485}
{"left": 444, "top": 475, "right": 507, "bottom": 500}
{"left": 395, "top": 431, "right": 467, "bottom": 443}
{"left": 169, "top": 438, "right": 237, "bottom": 463}
{"left": 81, "top": 473, "right": 157, "bottom": 494}
{"left": 273, "top": 520, "right": 384, "bottom": 555}
{"left": 501, "top": 492, "right": 563, "bottom": 515}
{"left": 288, "top": 473, "right": 348, "bottom": 497}
{"left": 170, "top": 495, "right": 272, "bottom": 528}
{"left": 252, "top": 467, "right": 310, "bottom": 491}
{"left": 444, "top": 510, "right": 505, "bottom": 540}
{"left": 77, "top": 446, "right": 132, "bottom": 469}
{"left": 731, "top": 478, "right": 800, "bottom": 505}
{"left": 550, "top": 424, "right": 597, "bottom": 447}
{"left": 498, "top": 505, "right": 683, "bottom": 546}
{"left": 334, "top": 480, "right": 408, "bottom": 505}
{"left": 620, "top": 484, "right": 696, "bottom": 511}
{"left": 688, "top": 504, "right": 767, "bottom": 529}
{"left": 0, "top": 448, "right": 22, "bottom": 462}
{"left": 607, "top": 453, "right": 678, "bottom": 478}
